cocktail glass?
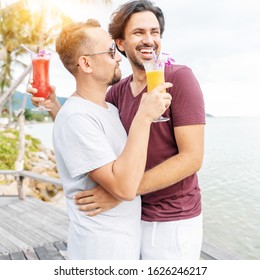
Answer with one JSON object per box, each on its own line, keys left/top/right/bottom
{"left": 143, "top": 59, "right": 170, "bottom": 122}
{"left": 31, "top": 51, "right": 51, "bottom": 111}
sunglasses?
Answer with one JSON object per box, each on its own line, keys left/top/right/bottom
{"left": 77, "top": 43, "right": 116, "bottom": 66}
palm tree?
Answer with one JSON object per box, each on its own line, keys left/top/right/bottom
{"left": 0, "top": 0, "right": 112, "bottom": 181}
{"left": 0, "top": 0, "right": 71, "bottom": 95}
{"left": 0, "top": 0, "right": 112, "bottom": 105}
{"left": 0, "top": 0, "right": 113, "bottom": 118}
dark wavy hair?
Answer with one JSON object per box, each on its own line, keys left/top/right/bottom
{"left": 108, "top": 0, "right": 165, "bottom": 57}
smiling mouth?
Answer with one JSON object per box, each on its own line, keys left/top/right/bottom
{"left": 138, "top": 48, "right": 155, "bottom": 59}
{"left": 139, "top": 48, "right": 154, "bottom": 54}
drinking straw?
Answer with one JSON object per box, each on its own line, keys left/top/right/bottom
{"left": 21, "top": 44, "right": 35, "bottom": 55}
{"left": 152, "top": 49, "right": 157, "bottom": 61}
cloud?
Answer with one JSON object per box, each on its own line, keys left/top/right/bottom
{"left": 154, "top": 0, "right": 260, "bottom": 116}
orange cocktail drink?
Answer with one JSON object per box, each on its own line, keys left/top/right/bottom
{"left": 146, "top": 69, "right": 165, "bottom": 92}
{"left": 143, "top": 60, "right": 165, "bottom": 92}
{"left": 143, "top": 58, "right": 169, "bottom": 122}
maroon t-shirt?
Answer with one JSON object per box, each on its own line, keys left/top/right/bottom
{"left": 106, "top": 64, "right": 205, "bottom": 222}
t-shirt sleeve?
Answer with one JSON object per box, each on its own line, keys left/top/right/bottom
{"left": 56, "top": 114, "right": 117, "bottom": 178}
{"left": 169, "top": 66, "right": 205, "bottom": 127}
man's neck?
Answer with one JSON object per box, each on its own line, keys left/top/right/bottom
{"left": 130, "top": 70, "right": 147, "bottom": 97}
{"left": 75, "top": 81, "right": 108, "bottom": 108}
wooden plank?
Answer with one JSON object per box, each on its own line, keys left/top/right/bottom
{"left": 0, "top": 211, "right": 50, "bottom": 247}
{"left": 0, "top": 196, "right": 242, "bottom": 260}
{"left": 0, "top": 196, "right": 18, "bottom": 207}
{"left": 26, "top": 197, "right": 67, "bottom": 217}
{"left": 1, "top": 197, "right": 68, "bottom": 231}
{"left": 6, "top": 197, "right": 58, "bottom": 218}
{"left": 0, "top": 244, "right": 8, "bottom": 254}
{"left": 54, "top": 241, "right": 67, "bottom": 251}
{"left": 0, "top": 222, "right": 31, "bottom": 252}
{"left": 10, "top": 251, "right": 26, "bottom": 260}
{"left": 0, "top": 234, "right": 19, "bottom": 253}
{"left": 23, "top": 247, "right": 39, "bottom": 260}
{"left": 34, "top": 243, "right": 64, "bottom": 260}
{"left": 24, "top": 206, "right": 68, "bottom": 228}
{"left": 54, "top": 241, "right": 68, "bottom": 259}
{"left": 0, "top": 197, "right": 69, "bottom": 255}
{"left": 0, "top": 254, "right": 11, "bottom": 260}
{"left": 17, "top": 200, "right": 69, "bottom": 239}
{"left": 7, "top": 202, "right": 26, "bottom": 214}
{"left": 1, "top": 206, "right": 68, "bottom": 243}
{"left": 11, "top": 201, "right": 69, "bottom": 241}
{"left": 14, "top": 198, "right": 68, "bottom": 226}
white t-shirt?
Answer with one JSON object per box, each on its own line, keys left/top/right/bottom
{"left": 53, "top": 96, "right": 141, "bottom": 259}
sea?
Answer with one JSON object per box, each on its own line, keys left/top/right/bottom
{"left": 26, "top": 116, "right": 260, "bottom": 260}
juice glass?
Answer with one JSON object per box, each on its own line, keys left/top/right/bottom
{"left": 143, "top": 60, "right": 170, "bottom": 122}
{"left": 31, "top": 52, "right": 51, "bottom": 111}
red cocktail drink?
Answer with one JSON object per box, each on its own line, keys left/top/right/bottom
{"left": 31, "top": 54, "right": 50, "bottom": 99}
{"left": 30, "top": 51, "right": 51, "bottom": 111}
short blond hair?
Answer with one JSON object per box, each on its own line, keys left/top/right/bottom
{"left": 56, "top": 19, "right": 101, "bottom": 75}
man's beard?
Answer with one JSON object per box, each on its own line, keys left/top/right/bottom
{"left": 108, "top": 67, "right": 122, "bottom": 86}
{"left": 127, "top": 44, "right": 157, "bottom": 71}
{"left": 127, "top": 53, "right": 145, "bottom": 71}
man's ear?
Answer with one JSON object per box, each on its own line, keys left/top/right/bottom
{"left": 78, "top": 57, "right": 92, "bottom": 73}
{"left": 116, "top": 38, "right": 125, "bottom": 52}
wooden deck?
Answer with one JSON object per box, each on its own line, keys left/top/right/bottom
{"left": 0, "top": 195, "right": 241, "bottom": 260}
{"left": 0, "top": 196, "right": 69, "bottom": 260}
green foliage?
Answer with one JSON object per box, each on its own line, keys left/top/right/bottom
{"left": 0, "top": 128, "right": 41, "bottom": 170}
{"left": 26, "top": 134, "right": 41, "bottom": 152}
{"left": 23, "top": 108, "right": 33, "bottom": 121}
{"left": 23, "top": 108, "right": 46, "bottom": 122}
{"left": 0, "top": 0, "right": 72, "bottom": 93}
{"left": 0, "top": 130, "right": 18, "bottom": 169}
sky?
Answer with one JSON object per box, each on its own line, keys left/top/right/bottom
{"left": 16, "top": 0, "right": 260, "bottom": 117}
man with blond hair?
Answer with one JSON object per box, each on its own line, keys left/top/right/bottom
{"left": 52, "top": 19, "right": 172, "bottom": 259}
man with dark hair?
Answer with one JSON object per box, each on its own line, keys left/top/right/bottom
{"left": 30, "top": 0, "right": 205, "bottom": 260}
{"left": 108, "top": 0, "right": 165, "bottom": 58}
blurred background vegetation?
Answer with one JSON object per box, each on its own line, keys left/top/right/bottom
{"left": 0, "top": 0, "right": 111, "bottom": 119}
{"left": 0, "top": 0, "right": 112, "bottom": 170}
